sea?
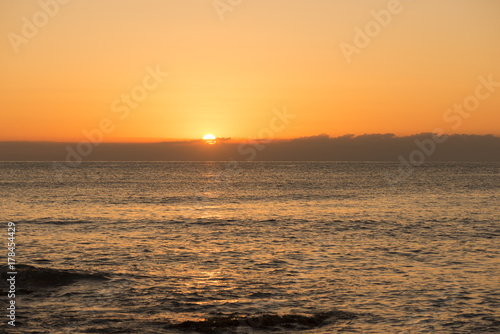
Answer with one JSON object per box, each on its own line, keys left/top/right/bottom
{"left": 0, "top": 161, "right": 499, "bottom": 333}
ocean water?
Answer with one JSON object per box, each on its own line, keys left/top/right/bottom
{"left": 1, "top": 161, "right": 499, "bottom": 333}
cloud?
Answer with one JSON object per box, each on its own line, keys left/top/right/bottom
{"left": 0, "top": 134, "right": 499, "bottom": 161}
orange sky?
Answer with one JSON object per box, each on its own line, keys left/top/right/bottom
{"left": 1, "top": 0, "right": 499, "bottom": 142}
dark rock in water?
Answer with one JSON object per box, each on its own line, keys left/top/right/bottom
{"left": 17, "top": 288, "right": 35, "bottom": 295}
{"left": 0, "top": 264, "right": 109, "bottom": 288}
{"left": 167, "top": 310, "right": 357, "bottom": 333}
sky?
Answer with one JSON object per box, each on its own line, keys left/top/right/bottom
{"left": 1, "top": 0, "right": 500, "bottom": 143}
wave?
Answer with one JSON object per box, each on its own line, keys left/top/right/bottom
{"left": 166, "top": 310, "right": 357, "bottom": 333}
{"left": 20, "top": 218, "right": 96, "bottom": 225}
{"left": 0, "top": 265, "right": 109, "bottom": 288}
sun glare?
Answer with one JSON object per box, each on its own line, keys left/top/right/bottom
{"left": 203, "top": 134, "right": 216, "bottom": 144}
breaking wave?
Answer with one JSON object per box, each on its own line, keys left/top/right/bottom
{"left": 166, "top": 310, "right": 358, "bottom": 333}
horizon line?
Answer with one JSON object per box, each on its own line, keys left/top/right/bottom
{"left": 2, "top": 132, "right": 500, "bottom": 144}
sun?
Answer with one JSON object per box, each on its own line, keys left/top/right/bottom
{"left": 203, "top": 134, "right": 216, "bottom": 144}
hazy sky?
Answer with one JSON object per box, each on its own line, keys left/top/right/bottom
{"left": 1, "top": 0, "right": 499, "bottom": 142}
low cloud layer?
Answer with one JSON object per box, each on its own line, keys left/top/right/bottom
{"left": 1, "top": 134, "right": 499, "bottom": 162}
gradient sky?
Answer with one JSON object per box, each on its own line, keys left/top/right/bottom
{"left": 1, "top": 0, "right": 499, "bottom": 142}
